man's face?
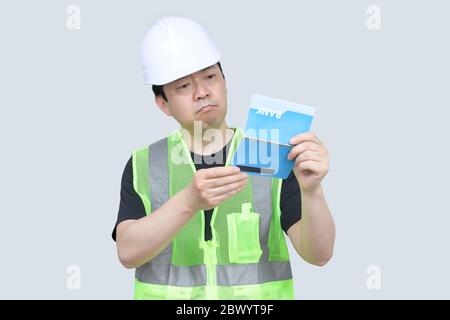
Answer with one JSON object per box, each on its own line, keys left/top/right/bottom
{"left": 155, "top": 63, "right": 227, "bottom": 131}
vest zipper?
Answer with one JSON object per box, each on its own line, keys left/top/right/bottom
{"left": 202, "top": 239, "right": 218, "bottom": 299}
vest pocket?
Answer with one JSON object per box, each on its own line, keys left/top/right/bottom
{"left": 227, "top": 202, "right": 263, "bottom": 264}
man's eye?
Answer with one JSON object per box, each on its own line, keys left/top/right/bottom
{"left": 177, "top": 83, "right": 190, "bottom": 89}
{"left": 207, "top": 74, "right": 216, "bottom": 79}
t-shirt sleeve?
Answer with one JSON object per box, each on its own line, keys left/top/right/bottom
{"left": 280, "top": 170, "right": 302, "bottom": 234}
{"left": 111, "top": 156, "right": 147, "bottom": 241}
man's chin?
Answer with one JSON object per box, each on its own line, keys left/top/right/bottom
{"left": 198, "top": 121, "right": 219, "bottom": 132}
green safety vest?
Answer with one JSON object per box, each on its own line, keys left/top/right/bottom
{"left": 131, "top": 127, "right": 294, "bottom": 299}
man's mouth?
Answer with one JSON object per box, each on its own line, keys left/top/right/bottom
{"left": 196, "top": 104, "right": 217, "bottom": 114}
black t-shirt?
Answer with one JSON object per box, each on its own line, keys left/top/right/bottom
{"left": 112, "top": 139, "right": 302, "bottom": 241}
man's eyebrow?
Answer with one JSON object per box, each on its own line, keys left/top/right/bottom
{"left": 174, "top": 65, "right": 217, "bottom": 84}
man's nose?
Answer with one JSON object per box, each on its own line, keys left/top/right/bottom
{"left": 193, "top": 81, "right": 210, "bottom": 101}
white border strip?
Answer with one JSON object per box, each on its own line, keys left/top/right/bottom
{"left": 250, "top": 94, "right": 315, "bottom": 116}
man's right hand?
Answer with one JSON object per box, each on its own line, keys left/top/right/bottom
{"left": 184, "top": 166, "right": 248, "bottom": 212}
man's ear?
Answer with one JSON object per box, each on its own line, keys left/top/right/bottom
{"left": 154, "top": 95, "right": 172, "bottom": 116}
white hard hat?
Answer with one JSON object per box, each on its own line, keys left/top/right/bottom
{"left": 141, "top": 16, "right": 222, "bottom": 85}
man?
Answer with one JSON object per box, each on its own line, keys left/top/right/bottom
{"left": 112, "top": 16, "right": 335, "bottom": 299}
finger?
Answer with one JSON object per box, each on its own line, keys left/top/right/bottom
{"left": 293, "top": 150, "right": 322, "bottom": 165}
{"left": 287, "top": 142, "right": 319, "bottom": 160}
{"left": 295, "top": 160, "right": 323, "bottom": 174}
{"left": 289, "top": 132, "right": 322, "bottom": 146}
{"left": 207, "top": 172, "right": 247, "bottom": 188}
{"left": 209, "top": 183, "right": 246, "bottom": 204}
{"left": 208, "top": 178, "right": 248, "bottom": 197}
{"left": 202, "top": 166, "right": 240, "bottom": 179}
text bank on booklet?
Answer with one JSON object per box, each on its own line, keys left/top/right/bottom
{"left": 231, "top": 94, "right": 315, "bottom": 179}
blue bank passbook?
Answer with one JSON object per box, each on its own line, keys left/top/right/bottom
{"left": 231, "top": 95, "right": 315, "bottom": 179}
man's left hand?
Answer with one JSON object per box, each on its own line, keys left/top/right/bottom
{"left": 287, "top": 132, "right": 329, "bottom": 193}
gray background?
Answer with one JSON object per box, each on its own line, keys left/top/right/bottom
{"left": 1, "top": 0, "right": 449, "bottom": 299}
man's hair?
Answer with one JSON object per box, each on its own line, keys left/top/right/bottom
{"left": 152, "top": 61, "right": 225, "bottom": 102}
